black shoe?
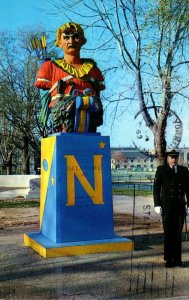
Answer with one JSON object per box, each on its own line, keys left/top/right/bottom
{"left": 165, "top": 261, "right": 174, "bottom": 268}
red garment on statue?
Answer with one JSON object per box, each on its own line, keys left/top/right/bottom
{"left": 34, "top": 59, "right": 105, "bottom": 108}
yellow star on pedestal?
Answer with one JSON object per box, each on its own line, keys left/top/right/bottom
{"left": 99, "top": 141, "right": 106, "bottom": 149}
{"left": 51, "top": 176, "right": 55, "bottom": 186}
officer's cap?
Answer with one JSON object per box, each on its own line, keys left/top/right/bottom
{"left": 166, "top": 149, "right": 179, "bottom": 158}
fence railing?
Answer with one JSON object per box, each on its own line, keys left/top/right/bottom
{"left": 111, "top": 170, "right": 155, "bottom": 184}
{"left": 112, "top": 181, "right": 153, "bottom": 192}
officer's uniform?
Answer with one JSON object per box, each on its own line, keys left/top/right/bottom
{"left": 153, "top": 151, "right": 189, "bottom": 266}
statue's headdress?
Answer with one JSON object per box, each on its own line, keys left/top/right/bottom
{"left": 55, "top": 22, "right": 87, "bottom": 47}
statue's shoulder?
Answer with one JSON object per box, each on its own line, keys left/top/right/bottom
{"left": 38, "top": 58, "right": 53, "bottom": 70}
{"left": 82, "top": 58, "right": 97, "bottom": 66}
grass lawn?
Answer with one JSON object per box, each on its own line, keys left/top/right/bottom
{"left": 112, "top": 188, "right": 152, "bottom": 197}
{"left": 0, "top": 187, "right": 153, "bottom": 209}
{"left": 0, "top": 200, "right": 39, "bottom": 209}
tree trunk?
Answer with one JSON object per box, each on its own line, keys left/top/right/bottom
{"left": 6, "top": 163, "right": 12, "bottom": 175}
{"left": 155, "top": 74, "right": 172, "bottom": 166}
{"left": 22, "top": 137, "right": 30, "bottom": 174}
{"left": 136, "top": 65, "right": 173, "bottom": 167}
{"left": 5, "top": 153, "right": 13, "bottom": 175}
{"left": 154, "top": 127, "right": 167, "bottom": 166}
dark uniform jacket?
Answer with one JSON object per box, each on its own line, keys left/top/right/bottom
{"left": 153, "top": 164, "right": 189, "bottom": 214}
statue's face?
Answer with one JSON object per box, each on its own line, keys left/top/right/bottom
{"left": 167, "top": 155, "right": 179, "bottom": 167}
{"left": 58, "top": 29, "right": 83, "bottom": 55}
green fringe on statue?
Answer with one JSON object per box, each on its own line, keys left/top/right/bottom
{"left": 39, "top": 90, "right": 51, "bottom": 127}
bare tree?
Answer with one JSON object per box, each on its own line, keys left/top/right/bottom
{"left": 43, "top": 0, "right": 189, "bottom": 165}
{"left": 0, "top": 117, "right": 16, "bottom": 174}
{"left": 0, "top": 31, "right": 42, "bottom": 174}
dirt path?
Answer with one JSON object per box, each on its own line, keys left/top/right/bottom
{"left": 0, "top": 201, "right": 162, "bottom": 237}
{"left": 2, "top": 199, "right": 189, "bottom": 300}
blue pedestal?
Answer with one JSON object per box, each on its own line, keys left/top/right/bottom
{"left": 24, "top": 133, "right": 133, "bottom": 257}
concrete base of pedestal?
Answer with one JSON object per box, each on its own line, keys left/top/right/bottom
{"left": 24, "top": 232, "right": 134, "bottom": 258}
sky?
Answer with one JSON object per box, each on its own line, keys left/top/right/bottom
{"left": 0, "top": 0, "right": 189, "bottom": 149}
{"left": 0, "top": 0, "right": 61, "bottom": 32}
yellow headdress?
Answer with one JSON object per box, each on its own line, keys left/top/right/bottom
{"left": 55, "top": 22, "right": 87, "bottom": 47}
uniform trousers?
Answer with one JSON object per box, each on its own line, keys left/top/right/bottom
{"left": 162, "top": 210, "right": 184, "bottom": 263}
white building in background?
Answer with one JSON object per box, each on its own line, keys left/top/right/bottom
{"left": 111, "top": 147, "right": 156, "bottom": 171}
{"left": 178, "top": 147, "right": 189, "bottom": 168}
{"left": 1, "top": 145, "right": 189, "bottom": 174}
{"left": 111, "top": 147, "right": 189, "bottom": 171}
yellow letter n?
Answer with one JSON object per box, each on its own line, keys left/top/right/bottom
{"left": 64, "top": 155, "right": 104, "bottom": 206}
